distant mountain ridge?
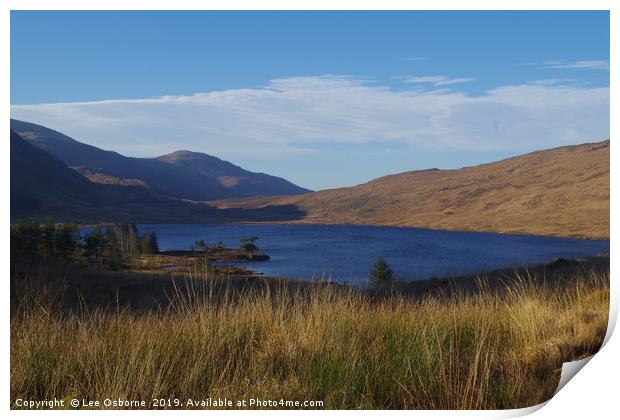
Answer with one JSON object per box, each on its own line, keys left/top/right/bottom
{"left": 10, "top": 129, "right": 174, "bottom": 218}
{"left": 10, "top": 129, "right": 306, "bottom": 223}
{"left": 210, "top": 140, "right": 610, "bottom": 239}
{"left": 10, "top": 119, "right": 310, "bottom": 201}
{"left": 10, "top": 119, "right": 609, "bottom": 238}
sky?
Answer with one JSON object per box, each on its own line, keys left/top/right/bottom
{"left": 10, "top": 11, "right": 610, "bottom": 191}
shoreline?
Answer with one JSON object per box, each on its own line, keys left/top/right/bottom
{"left": 10, "top": 251, "right": 610, "bottom": 312}
{"left": 72, "top": 221, "right": 609, "bottom": 241}
{"left": 234, "top": 219, "right": 611, "bottom": 241}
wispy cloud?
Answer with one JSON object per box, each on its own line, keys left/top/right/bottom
{"left": 528, "top": 78, "right": 580, "bottom": 86}
{"left": 10, "top": 75, "right": 609, "bottom": 159}
{"left": 435, "top": 77, "right": 476, "bottom": 86}
{"left": 536, "top": 59, "right": 609, "bottom": 71}
{"left": 399, "top": 57, "right": 426, "bottom": 61}
{"left": 398, "top": 75, "right": 476, "bottom": 86}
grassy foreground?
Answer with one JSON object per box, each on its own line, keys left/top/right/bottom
{"left": 11, "top": 267, "right": 609, "bottom": 409}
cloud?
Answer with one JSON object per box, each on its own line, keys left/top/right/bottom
{"left": 435, "top": 78, "right": 476, "bottom": 86}
{"left": 537, "top": 59, "right": 609, "bottom": 71}
{"left": 398, "top": 75, "right": 476, "bottom": 86}
{"left": 528, "top": 78, "right": 579, "bottom": 86}
{"left": 10, "top": 75, "right": 609, "bottom": 159}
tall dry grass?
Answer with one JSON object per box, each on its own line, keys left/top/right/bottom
{"left": 10, "top": 269, "right": 609, "bottom": 409}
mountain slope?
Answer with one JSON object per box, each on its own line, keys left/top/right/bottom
{"left": 211, "top": 140, "right": 610, "bottom": 239}
{"left": 11, "top": 129, "right": 184, "bottom": 219}
{"left": 156, "top": 150, "right": 311, "bottom": 197}
{"left": 11, "top": 129, "right": 100, "bottom": 212}
{"left": 10, "top": 130, "right": 306, "bottom": 223}
{"left": 10, "top": 119, "right": 310, "bottom": 200}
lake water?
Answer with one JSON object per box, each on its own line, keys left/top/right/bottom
{"left": 107, "top": 223, "right": 610, "bottom": 286}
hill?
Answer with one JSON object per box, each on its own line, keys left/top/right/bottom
{"left": 155, "top": 150, "right": 310, "bottom": 197}
{"left": 11, "top": 129, "right": 101, "bottom": 213}
{"left": 10, "top": 119, "right": 310, "bottom": 200}
{"left": 210, "top": 140, "right": 610, "bottom": 239}
{"left": 10, "top": 130, "right": 305, "bottom": 223}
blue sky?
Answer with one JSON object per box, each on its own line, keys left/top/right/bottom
{"left": 11, "top": 11, "right": 610, "bottom": 190}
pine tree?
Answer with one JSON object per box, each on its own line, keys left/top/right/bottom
{"left": 368, "top": 257, "right": 395, "bottom": 290}
{"left": 192, "top": 239, "right": 207, "bottom": 251}
{"left": 54, "top": 223, "right": 78, "bottom": 262}
{"left": 11, "top": 220, "right": 41, "bottom": 259}
{"left": 38, "top": 219, "right": 56, "bottom": 259}
{"left": 140, "top": 231, "right": 159, "bottom": 255}
{"left": 239, "top": 236, "right": 259, "bottom": 257}
{"left": 84, "top": 228, "right": 105, "bottom": 265}
{"left": 103, "top": 227, "right": 123, "bottom": 269}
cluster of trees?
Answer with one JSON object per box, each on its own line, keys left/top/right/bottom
{"left": 192, "top": 239, "right": 225, "bottom": 252}
{"left": 13, "top": 221, "right": 401, "bottom": 288}
{"left": 11, "top": 219, "right": 79, "bottom": 262}
{"left": 191, "top": 237, "right": 259, "bottom": 256}
{"left": 83, "top": 224, "right": 158, "bottom": 269}
{"left": 11, "top": 220, "right": 158, "bottom": 270}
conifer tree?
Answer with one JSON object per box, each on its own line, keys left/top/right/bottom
{"left": 368, "top": 257, "right": 395, "bottom": 290}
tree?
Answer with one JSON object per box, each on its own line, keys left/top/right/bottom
{"left": 11, "top": 219, "right": 42, "bottom": 259}
{"left": 192, "top": 239, "right": 207, "bottom": 252}
{"left": 128, "top": 224, "right": 140, "bottom": 258}
{"left": 38, "top": 219, "right": 56, "bottom": 259}
{"left": 84, "top": 228, "right": 106, "bottom": 265}
{"left": 54, "top": 223, "right": 78, "bottom": 262}
{"left": 239, "top": 236, "right": 259, "bottom": 256}
{"left": 368, "top": 257, "right": 395, "bottom": 290}
{"left": 101, "top": 227, "right": 122, "bottom": 269}
{"left": 114, "top": 223, "right": 129, "bottom": 258}
{"left": 140, "top": 231, "right": 159, "bottom": 255}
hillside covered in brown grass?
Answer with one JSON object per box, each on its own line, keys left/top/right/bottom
{"left": 212, "top": 140, "right": 610, "bottom": 239}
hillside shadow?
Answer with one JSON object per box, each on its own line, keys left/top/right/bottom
{"left": 213, "top": 203, "right": 307, "bottom": 222}
{"left": 10, "top": 198, "right": 307, "bottom": 225}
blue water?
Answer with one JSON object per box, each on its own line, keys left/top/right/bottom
{"left": 82, "top": 224, "right": 609, "bottom": 285}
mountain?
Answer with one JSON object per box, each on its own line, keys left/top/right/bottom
{"left": 11, "top": 129, "right": 101, "bottom": 212}
{"left": 155, "top": 150, "right": 311, "bottom": 198}
{"left": 10, "top": 129, "right": 194, "bottom": 220}
{"left": 210, "top": 140, "right": 610, "bottom": 239}
{"left": 10, "top": 130, "right": 305, "bottom": 223}
{"left": 10, "top": 119, "right": 310, "bottom": 200}
{"left": 11, "top": 118, "right": 609, "bottom": 238}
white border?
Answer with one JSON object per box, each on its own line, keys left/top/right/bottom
{"left": 1, "top": 2, "right": 615, "bottom": 419}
